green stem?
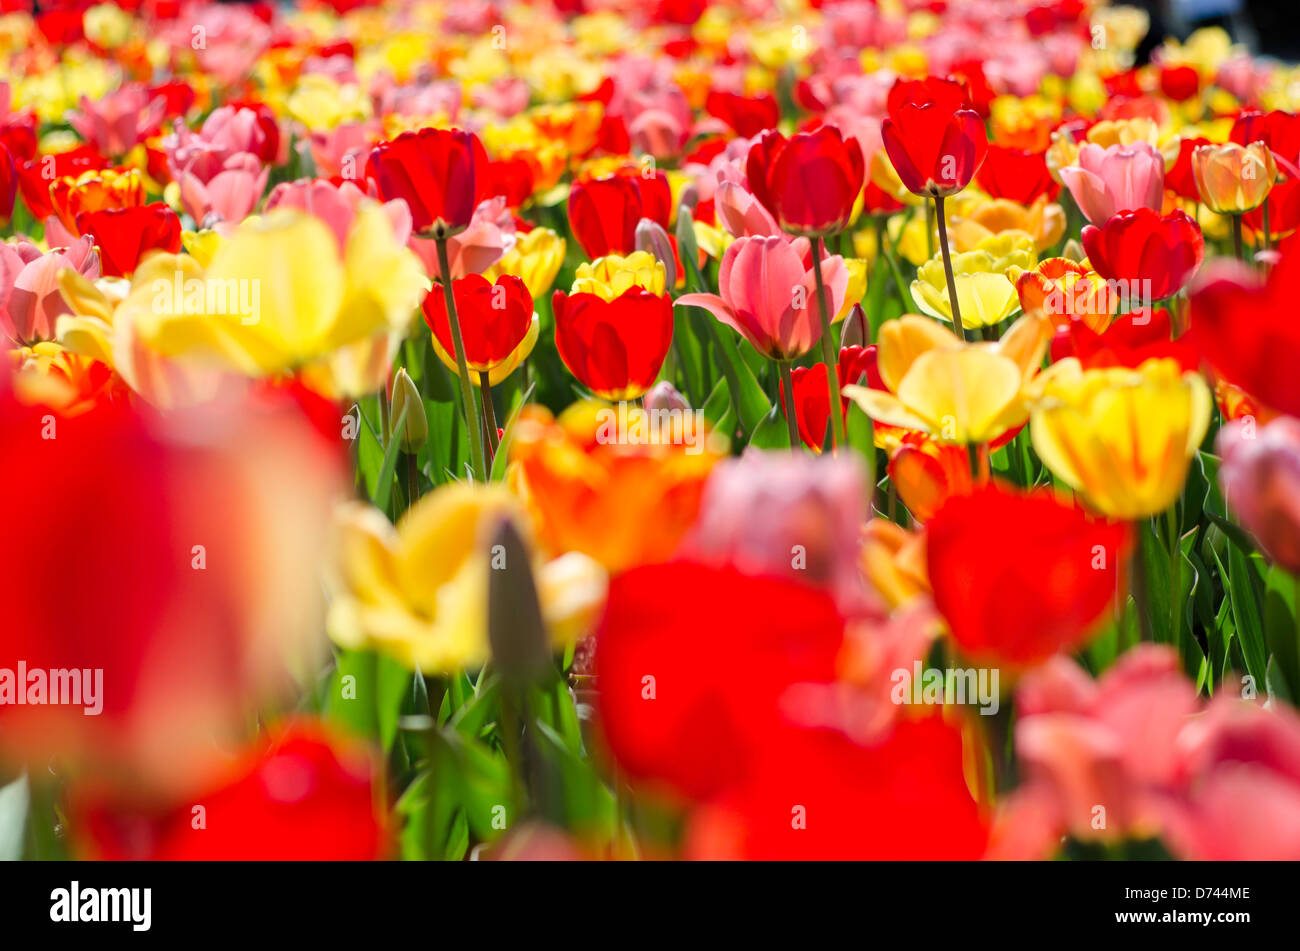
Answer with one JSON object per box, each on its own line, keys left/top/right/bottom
{"left": 1231, "top": 214, "right": 1245, "bottom": 261}
{"left": 479, "top": 373, "right": 499, "bottom": 461}
{"left": 777, "top": 359, "right": 802, "bottom": 450}
{"left": 934, "top": 195, "right": 968, "bottom": 342}
{"left": 1262, "top": 201, "right": 1272, "bottom": 252}
{"left": 811, "top": 236, "right": 846, "bottom": 448}
{"left": 1132, "top": 532, "right": 1154, "bottom": 643}
{"left": 1166, "top": 506, "right": 1182, "bottom": 646}
{"left": 435, "top": 237, "right": 487, "bottom": 482}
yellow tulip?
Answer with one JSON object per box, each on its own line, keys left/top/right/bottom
{"left": 133, "top": 207, "right": 426, "bottom": 378}
{"left": 910, "top": 235, "right": 1035, "bottom": 330}
{"left": 326, "top": 485, "right": 607, "bottom": 672}
{"left": 483, "top": 227, "right": 567, "bottom": 300}
{"left": 1192, "top": 142, "right": 1277, "bottom": 214}
{"left": 836, "top": 258, "right": 869, "bottom": 322}
{"left": 843, "top": 311, "right": 1050, "bottom": 444}
{"left": 1028, "top": 357, "right": 1213, "bottom": 519}
{"left": 571, "top": 250, "right": 666, "bottom": 300}
{"left": 950, "top": 196, "right": 1066, "bottom": 253}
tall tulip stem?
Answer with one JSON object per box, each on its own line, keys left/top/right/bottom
{"left": 435, "top": 236, "right": 488, "bottom": 482}
{"left": 1231, "top": 214, "right": 1245, "bottom": 261}
{"left": 811, "top": 236, "right": 846, "bottom": 449}
{"left": 934, "top": 196, "right": 968, "bottom": 342}
{"left": 480, "top": 374, "right": 500, "bottom": 459}
{"left": 778, "top": 359, "right": 801, "bottom": 450}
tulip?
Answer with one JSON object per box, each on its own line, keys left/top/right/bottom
{"left": 1081, "top": 208, "right": 1205, "bottom": 302}
{"left": 881, "top": 100, "right": 987, "bottom": 200}
{"left": 553, "top": 286, "right": 673, "bottom": 401}
{"left": 49, "top": 167, "right": 145, "bottom": 233}
{"left": 176, "top": 151, "right": 269, "bottom": 228}
{"left": 594, "top": 561, "right": 845, "bottom": 802}
{"left": 1230, "top": 109, "right": 1300, "bottom": 166}
{"left": 1027, "top": 357, "right": 1213, "bottom": 519}
{"left": 326, "top": 485, "right": 606, "bottom": 672}
{"left": 859, "top": 519, "right": 931, "bottom": 609}
{"left": 844, "top": 312, "right": 1051, "bottom": 446}
{"left": 508, "top": 402, "right": 723, "bottom": 574}
{"left": 0, "top": 234, "right": 100, "bottom": 345}
{"left": 948, "top": 195, "right": 1067, "bottom": 253}
{"left": 65, "top": 83, "right": 165, "bottom": 158}
{"left": 925, "top": 484, "right": 1133, "bottom": 666}
{"left": 704, "top": 89, "right": 780, "bottom": 138}
{"left": 1166, "top": 136, "right": 1212, "bottom": 202}
{"left": 71, "top": 722, "right": 387, "bottom": 860}
{"left": 483, "top": 226, "right": 566, "bottom": 300}
{"left": 976, "top": 145, "right": 1057, "bottom": 205}
{"left": 16, "top": 146, "right": 107, "bottom": 222}
{"left": 1189, "top": 252, "right": 1300, "bottom": 417}
{"left": 1011, "top": 257, "right": 1117, "bottom": 335}
{"left": 1217, "top": 416, "right": 1300, "bottom": 574}
{"left": 745, "top": 125, "right": 864, "bottom": 237}
{"left": 781, "top": 345, "right": 874, "bottom": 451}
{"left": 911, "top": 239, "right": 1035, "bottom": 331}
{"left": 679, "top": 451, "right": 876, "bottom": 614}
{"left": 1058, "top": 142, "right": 1165, "bottom": 225}
{"left": 886, "top": 433, "right": 976, "bottom": 522}
{"left": 388, "top": 366, "right": 427, "bottom": 454}
{"left": 365, "top": 127, "right": 492, "bottom": 239}
{"left": 634, "top": 217, "right": 677, "bottom": 289}
{"left": 74, "top": 203, "right": 183, "bottom": 278}
{"left": 1192, "top": 142, "right": 1277, "bottom": 258}
{"left": 133, "top": 207, "right": 426, "bottom": 378}
{"left": 571, "top": 250, "right": 666, "bottom": 301}
{"left": 567, "top": 171, "right": 672, "bottom": 259}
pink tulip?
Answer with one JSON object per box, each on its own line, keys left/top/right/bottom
{"left": 1059, "top": 142, "right": 1166, "bottom": 225}
{"left": 1218, "top": 416, "right": 1300, "bottom": 574}
{"left": 0, "top": 236, "right": 99, "bottom": 345}
{"left": 177, "top": 153, "right": 268, "bottom": 228}
{"left": 66, "top": 84, "right": 165, "bottom": 158}
{"left": 164, "top": 106, "right": 277, "bottom": 183}
{"left": 265, "top": 178, "right": 412, "bottom": 252}
{"left": 677, "top": 235, "right": 846, "bottom": 360}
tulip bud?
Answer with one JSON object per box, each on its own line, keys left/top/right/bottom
{"left": 840, "top": 303, "right": 868, "bottom": 348}
{"left": 677, "top": 183, "right": 699, "bottom": 215}
{"left": 635, "top": 217, "right": 677, "bottom": 289}
{"left": 643, "top": 380, "right": 689, "bottom": 413}
{"left": 388, "top": 367, "right": 427, "bottom": 453}
{"left": 1192, "top": 142, "right": 1277, "bottom": 214}
{"left": 1061, "top": 238, "right": 1087, "bottom": 263}
{"left": 487, "top": 517, "right": 552, "bottom": 687}
{"left": 675, "top": 204, "right": 700, "bottom": 279}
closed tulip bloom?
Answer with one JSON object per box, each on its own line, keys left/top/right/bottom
{"left": 1028, "top": 357, "right": 1213, "bottom": 519}
{"left": 881, "top": 100, "right": 987, "bottom": 199}
{"left": 366, "top": 127, "right": 492, "bottom": 238}
{"left": 1058, "top": 141, "right": 1165, "bottom": 225}
{"left": 844, "top": 311, "right": 1051, "bottom": 444}
{"left": 1217, "top": 416, "right": 1300, "bottom": 574}
{"left": 1192, "top": 142, "right": 1277, "bottom": 214}
{"left": 553, "top": 286, "right": 673, "bottom": 400}
{"left": 422, "top": 273, "right": 534, "bottom": 373}
{"left": 568, "top": 171, "right": 671, "bottom": 259}
{"left": 676, "top": 235, "right": 847, "bottom": 360}
{"left": 1081, "top": 208, "right": 1205, "bottom": 302}
{"left": 746, "top": 126, "right": 864, "bottom": 235}
{"left": 74, "top": 203, "right": 182, "bottom": 278}
{"left": 926, "top": 485, "right": 1133, "bottom": 665}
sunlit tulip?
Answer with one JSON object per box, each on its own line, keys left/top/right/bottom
{"left": 366, "top": 126, "right": 492, "bottom": 238}
{"left": 976, "top": 145, "right": 1057, "bottom": 205}
{"left": 1189, "top": 253, "right": 1300, "bottom": 417}
{"left": 133, "top": 207, "right": 426, "bottom": 378}
{"left": 567, "top": 170, "right": 671, "bottom": 258}
{"left": 948, "top": 196, "right": 1066, "bottom": 253}
{"left": 881, "top": 91, "right": 987, "bottom": 199}
{"left": 781, "top": 345, "right": 874, "bottom": 451}
{"left": 677, "top": 235, "right": 846, "bottom": 360}
{"left": 326, "top": 485, "right": 607, "bottom": 672}
{"left": 925, "top": 484, "right": 1132, "bottom": 665}
{"left": 844, "top": 312, "right": 1050, "bottom": 444}
{"left": 508, "top": 402, "right": 722, "bottom": 574}
{"left": 483, "top": 226, "right": 567, "bottom": 300}
{"left": 1011, "top": 257, "right": 1117, "bottom": 335}
{"left": 49, "top": 166, "right": 144, "bottom": 233}
{"left": 1028, "top": 357, "right": 1212, "bottom": 519}
{"left": 1081, "top": 208, "right": 1204, "bottom": 302}
{"left": 1217, "top": 416, "right": 1300, "bottom": 574}
{"left": 74, "top": 203, "right": 182, "bottom": 278}
{"left": 1058, "top": 142, "right": 1165, "bottom": 225}
{"left": 421, "top": 273, "right": 534, "bottom": 373}
{"left": 859, "top": 519, "right": 931, "bottom": 609}
{"left": 0, "top": 234, "right": 100, "bottom": 345}
{"left": 571, "top": 250, "right": 666, "bottom": 301}
{"left": 553, "top": 286, "right": 673, "bottom": 400}
{"left": 910, "top": 239, "right": 1034, "bottom": 330}
{"left": 887, "top": 433, "right": 976, "bottom": 522}
{"left": 746, "top": 125, "right": 864, "bottom": 235}
{"left": 1191, "top": 141, "right": 1277, "bottom": 215}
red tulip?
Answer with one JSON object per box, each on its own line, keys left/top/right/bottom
{"left": 1053, "top": 307, "right": 1197, "bottom": 371}
{"left": 975, "top": 145, "right": 1056, "bottom": 204}
{"left": 1231, "top": 109, "right": 1300, "bottom": 166}
{"left": 925, "top": 484, "right": 1133, "bottom": 666}
{"left": 594, "top": 561, "right": 845, "bottom": 801}
{"left": 1159, "top": 64, "right": 1200, "bottom": 102}
{"left": 16, "top": 146, "right": 108, "bottom": 222}
{"left": 75, "top": 203, "right": 183, "bottom": 277}
{"left": 705, "top": 89, "right": 780, "bottom": 138}
{"left": 553, "top": 287, "right": 673, "bottom": 400}
{"left": 567, "top": 170, "right": 671, "bottom": 259}
{"left": 1081, "top": 207, "right": 1204, "bottom": 302}
{"left": 421, "top": 273, "right": 533, "bottom": 372}
{"left": 781, "top": 345, "right": 873, "bottom": 450}
{"left": 72, "top": 722, "right": 386, "bottom": 860}
{"left": 365, "top": 127, "right": 491, "bottom": 238}
{"left": 1244, "top": 176, "right": 1300, "bottom": 238}
{"left": 1188, "top": 248, "right": 1300, "bottom": 417}
{"left": 881, "top": 85, "right": 987, "bottom": 198}
{"left": 886, "top": 76, "right": 972, "bottom": 116}
{"left": 687, "top": 716, "right": 989, "bottom": 860}
{"left": 1166, "top": 136, "right": 1212, "bottom": 202}
{"left": 0, "top": 142, "right": 14, "bottom": 226}
{"left": 746, "top": 125, "right": 864, "bottom": 235}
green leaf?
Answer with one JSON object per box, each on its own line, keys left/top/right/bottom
{"left": 325, "top": 649, "right": 412, "bottom": 752}
{"left": 1263, "top": 567, "right": 1300, "bottom": 702}
{"left": 1216, "top": 541, "right": 1268, "bottom": 686}
{"left": 373, "top": 401, "right": 408, "bottom": 512}
{"left": 489, "top": 381, "right": 535, "bottom": 482}
{"left": 0, "top": 773, "right": 29, "bottom": 862}
{"left": 845, "top": 399, "right": 876, "bottom": 488}
{"left": 747, "top": 402, "right": 790, "bottom": 449}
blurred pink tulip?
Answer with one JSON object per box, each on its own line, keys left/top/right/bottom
{"left": 66, "top": 84, "right": 165, "bottom": 158}
{"left": 265, "top": 177, "right": 412, "bottom": 252}
{"left": 0, "top": 235, "right": 99, "bottom": 345}
{"left": 164, "top": 105, "right": 277, "bottom": 183}
{"left": 1218, "top": 416, "right": 1300, "bottom": 574}
{"left": 677, "top": 234, "right": 845, "bottom": 360}
{"left": 177, "top": 153, "right": 268, "bottom": 228}
{"left": 1059, "top": 142, "right": 1166, "bottom": 225}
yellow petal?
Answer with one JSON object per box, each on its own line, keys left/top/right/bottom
{"left": 895, "top": 348, "right": 1023, "bottom": 443}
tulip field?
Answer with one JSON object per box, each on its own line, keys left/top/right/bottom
{"left": 2, "top": 0, "right": 1300, "bottom": 871}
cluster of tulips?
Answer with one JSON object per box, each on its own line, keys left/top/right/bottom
{"left": 2, "top": 0, "right": 1300, "bottom": 862}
